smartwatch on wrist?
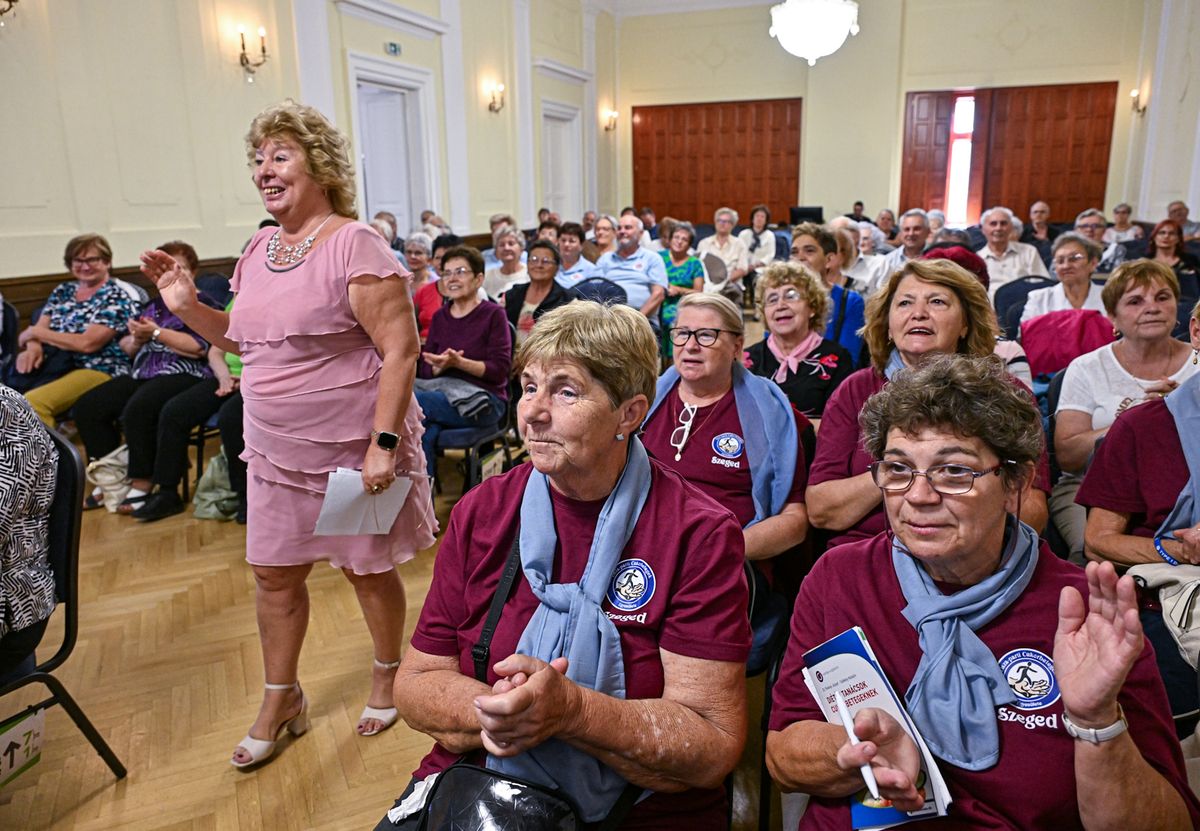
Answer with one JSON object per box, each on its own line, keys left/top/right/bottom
{"left": 371, "top": 430, "right": 400, "bottom": 452}
{"left": 1063, "top": 705, "right": 1128, "bottom": 744}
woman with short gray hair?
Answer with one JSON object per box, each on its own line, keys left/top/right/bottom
{"left": 1020, "top": 232, "right": 1106, "bottom": 323}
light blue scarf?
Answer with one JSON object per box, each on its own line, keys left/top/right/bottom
{"left": 884, "top": 348, "right": 908, "bottom": 381}
{"left": 485, "top": 437, "right": 652, "bottom": 821}
{"left": 1158, "top": 372, "right": 1200, "bottom": 542}
{"left": 894, "top": 515, "right": 1040, "bottom": 770}
{"left": 646, "top": 363, "right": 797, "bottom": 526}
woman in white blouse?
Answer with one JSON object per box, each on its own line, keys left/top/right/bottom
{"left": 1021, "top": 233, "right": 1106, "bottom": 324}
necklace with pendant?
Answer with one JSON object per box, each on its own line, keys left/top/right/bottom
{"left": 266, "top": 213, "right": 335, "bottom": 266}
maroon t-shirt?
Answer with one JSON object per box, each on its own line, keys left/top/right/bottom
{"left": 1075, "top": 398, "right": 1187, "bottom": 538}
{"left": 641, "top": 385, "right": 808, "bottom": 528}
{"left": 410, "top": 461, "right": 752, "bottom": 828}
{"left": 769, "top": 533, "right": 1200, "bottom": 829}
{"left": 808, "top": 368, "right": 1052, "bottom": 550}
{"left": 418, "top": 300, "right": 512, "bottom": 401}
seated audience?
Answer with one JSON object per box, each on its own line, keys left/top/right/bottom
{"left": 1020, "top": 200, "right": 1060, "bottom": 263}
{"left": 658, "top": 221, "right": 705, "bottom": 355}
{"left": 1105, "top": 202, "right": 1144, "bottom": 244}
{"left": 10, "top": 233, "right": 140, "bottom": 425}
{"left": 0, "top": 386, "right": 58, "bottom": 678}
{"left": 739, "top": 204, "right": 778, "bottom": 302}
{"left": 380, "top": 301, "right": 750, "bottom": 828}
{"left": 429, "top": 232, "right": 461, "bottom": 275}
{"left": 768, "top": 354, "right": 1199, "bottom": 830}
{"left": 807, "top": 259, "right": 1050, "bottom": 549}
{"left": 403, "top": 232, "right": 441, "bottom": 341}
{"left": 481, "top": 212, "right": 518, "bottom": 271}
{"left": 790, "top": 222, "right": 866, "bottom": 364}
{"left": 744, "top": 261, "right": 853, "bottom": 422}
{"left": 482, "top": 224, "right": 528, "bottom": 301}
{"left": 1053, "top": 261, "right": 1197, "bottom": 562}
{"left": 372, "top": 210, "right": 402, "bottom": 252}
{"left": 639, "top": 205, "right": 658, "bottom": 241}
{"left": 535, "top": 219, "right": 559, "bottom": 245}
{"left": 881, "top": 209, "right": 931, "bottom": 273}
{"left": 595, "top": 215, "right": 667, "bottom": 327}
{"left": 504, "top": 239, "right": 576, "bottom": 345}
{"left": 1147, "top": 219, "right": 1200, "bottom": 302}
{"left": 829, "top": 217, "right": 887, "bottom": 295}
{"left": 976, "top": 206, "right": 1049, "bottom": 297}
{"left": 844, "top": 201, "right": 867, "bottom": 223}
{"left": 697, "top": 207, "right": 751, "bottom": 305}
{"left": 926, "top": 208, "right": 946, "bottom": 235}
{"left": 73, "top": 241, "right": 219, "bottom": 518}
{"left": 581, "top": 209, "right": 597, "bottom": 239}
{"left": 554, "top": 221, "right": 596, "bottom": 285}
{"left": 875, "top": 208, "right": 899, "bottom": 245}
{"left": 1168, "top": 200, "right": 1200, "bottom": 242}
{"left": 1075, "top": 209, "right": 1126, "bottom": 274}
{"left": 1076, "top": 299, "right": 1200, "bottom": 736}
{"left": 1021, "top": 233, "right": 1106, "bottom": 323}
{"left": 414, "top": 246, "right": 512, "bottom": 477}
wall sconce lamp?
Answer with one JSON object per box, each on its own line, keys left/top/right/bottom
{"left": 1129, "top": 88, "right": 1147, "bottom": 116}
{"left": 603, "top": 109, "right": 618, "bottom": 132}
{"left": 0, "top": 0, "right": 21, "bottom": 28}
{"left": 239, "top": 25, "right": 269, "bottom": 83}
{"left": 486, "top": 81, "right": 506, "bottom": 113}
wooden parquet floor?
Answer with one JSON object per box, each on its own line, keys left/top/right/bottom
{"left": 0, "top": 455, "right": 777, "bottom": 831}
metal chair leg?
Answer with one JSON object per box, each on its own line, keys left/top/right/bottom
{"left": 3, "top": 672, "right": 126, "bottom": 779}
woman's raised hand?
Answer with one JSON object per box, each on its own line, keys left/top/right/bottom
{"left": 1054, "top": 561, "right": 1142, "bottom": 726}
{"left": 140, "top": 249, "right": 196, "bottom": 313}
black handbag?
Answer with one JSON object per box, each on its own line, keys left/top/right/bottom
{"left": 415, "top": 532, "right": 640, "bottom": 831}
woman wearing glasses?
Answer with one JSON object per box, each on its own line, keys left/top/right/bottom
{"left": 807, "top": 259, "right": 1050, "bottom": 551}
{"left": 744, "top": 261, "right": 853, "bottom": 425}
{"left": 10, "top": 234, "right": 140, "bottom": 426}
{"left": 642, "top": 294, "right": 809, "bottom": 596}
{"left": 504, "top": 239, "right": 577, "bottom": 344}
{"left": 414, "top": 245, "right": 512, "bottom": 478}
{"left": 767, "top": 354, "right": 1198, "bottom": 829}
{"left": 1021, "top": 233, "right": 1107, "bottom": 324}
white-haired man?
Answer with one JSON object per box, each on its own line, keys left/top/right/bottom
{"left": 975, "top": 206, "right": 1049, "bottom": 297}
{"left": 1168, "top": 201, "right": 1200, "bottom": 241}
{"left": 882, "top": 208, "right": 932, "bottom": 274}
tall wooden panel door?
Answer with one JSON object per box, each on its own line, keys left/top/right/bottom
{"left": 981, "top": 82, "right": 1118, "bottom": 223}
{"left": 631, "top": 99, "right": 801, "bottom": 224}
{"left": 899, "top": 91, "right": 955, "bottom": 214}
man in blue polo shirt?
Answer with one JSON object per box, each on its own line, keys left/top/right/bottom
{"left": 596, "top": 214, "right": 667, "bottom": 327}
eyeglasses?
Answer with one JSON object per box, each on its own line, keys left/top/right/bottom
{"left": 668, "top": 327, "right": 738, "bottom": 347}
{"left": 527, "top": 256, "right": 557, "bottom": 266}
{"left": 1052, "top": 253, "right": 1087, "bottom": 267}
{"left": 72, "top": 256, "right": 106, "bottom": 268}
{"left": 669, "top": 403, "right": 697, "bottom": 461}
{"left": 715, "top": 218, "right": 734, "bottom": 225}
{"left": 764, "top": 288, "right": 802, "bottom": 307}
{"left": 869, "top": 460, "right": 1013, "bottom": 495}
{"left": 404, "top": 250, "right": 428, "bottom": 258}
{"left": 442, "top": 267, "right": 474, "bottom": 278}
{"left": 1076, "top": 223, "right": 1105, "bottom": 231}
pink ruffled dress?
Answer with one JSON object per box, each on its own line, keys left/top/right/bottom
{"left": 227, "top": 222, "right": 437, "bottom": 574}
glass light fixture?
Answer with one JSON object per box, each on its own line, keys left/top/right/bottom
{"left": 769, "top": 0, "right": 860, "bottom": 67}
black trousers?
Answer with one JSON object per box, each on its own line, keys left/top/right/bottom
{"left": 0, "top": 617, "right": 50, "bottom": 679}
{"left": 156, "top": 379, "right": 246, "bottom": 495}
{"left": 74, "top": 374, "right": 203, "bottom": 477}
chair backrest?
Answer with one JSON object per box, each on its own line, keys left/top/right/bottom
{"left": 993, "top": 275, "right": 1058, "bottom": 339}
{"left": 772, "top": 229, "right": 791, "bottom": 261}
{"left": 1, "top": 300, "right": 18, "bottom": 362}
{"left": 571, "top": 277, "right": 627, "bottom": 306}
{"left": 41, "top": 430, "right": 84, "bottom": 675}
{"left": 195, "top": 273, "right": 233, "bottom": 307}
{"left": 789, "top": 206, "right": 824, "bottom": 225}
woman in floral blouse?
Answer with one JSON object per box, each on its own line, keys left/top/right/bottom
{"left": 11, "top": 234, "right": 139, "bottom": 426}
{"left": 0, "top": 385, "right": 58, "bottom": 677}
{"left": 744, "top": 261, "right": 853, "bottom": 426}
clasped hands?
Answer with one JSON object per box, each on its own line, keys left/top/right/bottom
{"left": 421, "top": 348, "right": 465, "bottom": 374}
{"left": 127, "top": 316, "right": 158, "bottom": 345}
{"left": 474, "top": 655, "right": 582, "bottom": 757}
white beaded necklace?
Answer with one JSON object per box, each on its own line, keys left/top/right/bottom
{"left": 266, "top": 213, "right": 335, "bottom": 266}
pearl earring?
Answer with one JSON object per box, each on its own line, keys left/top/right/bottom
{"left": 615, "top": 433, "right": 626, "bottom": 441}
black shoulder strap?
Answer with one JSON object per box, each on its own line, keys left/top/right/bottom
{"left": 832, "top": 285, "right": 850, "bottom": 343}
{"left": 472, "top": 531, "right": 523, "bottom": 683}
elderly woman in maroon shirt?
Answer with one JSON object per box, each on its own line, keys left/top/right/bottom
{"left": 413, "top": 245, "right": 512, "bottom": 479}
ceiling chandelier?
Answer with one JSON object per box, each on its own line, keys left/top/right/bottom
{"left": 769, "top": 0, "right": 860, "bottom": 67}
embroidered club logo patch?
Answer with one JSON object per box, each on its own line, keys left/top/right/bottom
{"left": 999, "top": 648, "right": 1060, "bottom": 711}
{"left": 607, "top": 558, "right": 655, "bottom": 612}
{"left": 711, "top": 432, "right": 745, "bottom": 459}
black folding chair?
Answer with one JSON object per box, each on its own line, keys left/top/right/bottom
{"left": 0, "top": 431, "right": 127, "bottom": 780}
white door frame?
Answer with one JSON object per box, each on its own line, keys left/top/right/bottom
{"left": 346, "top": 51, "right": 441, "bottom": 222}
{"left": 541, "top": 99, "right": 584, "bottom": 222}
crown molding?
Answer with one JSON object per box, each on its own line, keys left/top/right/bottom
{"left": 615, "top": 0, "right": 772, "bottom": 21}
{"left": 533, "top": 58, "right": 593, "bottom": 85}
{"left": 332, "top": 0, "right": 450, "bottom": 39}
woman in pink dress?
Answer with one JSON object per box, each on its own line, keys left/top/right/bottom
{"left": 141, "top": 101, "right": 436, "bottom": 768}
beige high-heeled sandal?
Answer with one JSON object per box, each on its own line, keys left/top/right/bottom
{"left": 358, "top": 659, "right": 400, "bottom": 737}
{"left": 231, "top": 682, "right": 308, "bottom": 769}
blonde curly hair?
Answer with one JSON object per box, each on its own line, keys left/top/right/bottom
{"left": 755, "top": 260, "right": 831, "bottom": 333}
{"left": 245, "top": 100, "right": 357, "bottom": 218}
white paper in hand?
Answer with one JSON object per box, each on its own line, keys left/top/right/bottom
{"left": 314, "top": 468, "right": 412, "bottom": 535}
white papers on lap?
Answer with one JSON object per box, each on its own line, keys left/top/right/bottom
{"left": 314, "top": 467, "right": 412, "bottom": 535}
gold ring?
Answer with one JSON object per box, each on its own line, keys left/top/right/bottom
{"left": 371, "top": 484, "right": 382, "bottom": 494}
